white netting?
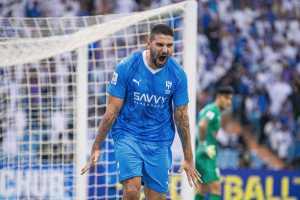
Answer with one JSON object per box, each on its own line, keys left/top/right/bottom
{"left": 0, "top": 1, "right": 196, "bottom": 199}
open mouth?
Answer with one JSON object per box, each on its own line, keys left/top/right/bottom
{"left": 158, "top": 55, "right": 167, "bottom": 62}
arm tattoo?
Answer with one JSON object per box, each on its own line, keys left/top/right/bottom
{"left": 93, "top": 104, "right": 121, "bottom": 150}
{"left": 174, "top": 105, "right": 193, "bottom": 162}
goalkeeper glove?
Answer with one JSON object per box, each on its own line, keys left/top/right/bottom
{"left": 205, "top": 145, "right": 216, "bottom": 159}
{"left": 199, "top": 142, "right": 216, "bottom": 159}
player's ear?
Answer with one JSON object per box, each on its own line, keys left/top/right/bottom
{"left": 147, "top": 35, "right": 154, "bottom": 48}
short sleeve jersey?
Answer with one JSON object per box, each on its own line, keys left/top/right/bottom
{"left": 108, "top": 51, "right": 189, "bottom": 145}
{"left": 198, "top": 103, "right": 221, "bottom": 146}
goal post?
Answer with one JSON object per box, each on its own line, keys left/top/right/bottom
{"left": 182, "top": 1, "right": 198, "bottom": 199}
{"left": 76, "top": 46, "right": 89, "bottom": 200}
{"left": 0, "top": 1, "right": 198, "bottom": 199}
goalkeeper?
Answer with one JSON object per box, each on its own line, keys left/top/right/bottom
{"left": 195, "top": 86, "right": 233, "bottom": 200}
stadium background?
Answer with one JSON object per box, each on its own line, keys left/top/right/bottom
{"left": 0, "top": 0, "right": 300, "bottom": 199}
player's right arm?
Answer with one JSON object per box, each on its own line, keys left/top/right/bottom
{"left": 199, "top": 119, "right": 208, "bottom": 142}
{"left": 81, "top": 96, "right": 123, "bottom": 175}
{"left": 81, "top": 55, "right": 131, "bottom": 175}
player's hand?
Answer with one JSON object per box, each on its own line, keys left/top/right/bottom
{"left": 205, "top": 145, "right": 216, "bottom": 159}
{"left": 182, "top": 160, "right": 203, "bottom": 188}
{"left": 81, "top": 146, "right": 101, "bottom": 175}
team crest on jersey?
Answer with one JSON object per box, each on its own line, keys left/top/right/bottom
{"left": 111, "top": 72, "right": 118, "bottom": 85}
{"left": 165, "top": 81, "right": 172, "bottom": 94}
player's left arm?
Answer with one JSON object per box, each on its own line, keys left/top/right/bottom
{"left": 174, "top": 105, "right": 202, "bottom": 187}
{"left": 174, "top": 105, "right": 193, "bottom": 162}
{"left": 173, "top": 68, "right": 202, "bottom": 186}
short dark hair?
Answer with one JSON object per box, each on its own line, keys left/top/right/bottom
{"left": 150, "top": 24, "right": 174, "bottom": 40}
{"left": 216, "top": 86, "right": 234, "bottom": 95}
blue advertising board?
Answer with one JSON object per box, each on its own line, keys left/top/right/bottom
{"left": 0, "top": 165, "right": 74, "bottom": 199}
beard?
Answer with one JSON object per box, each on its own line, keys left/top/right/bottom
{"left": 150, "top": 48, "right": 169, "bottom": 68}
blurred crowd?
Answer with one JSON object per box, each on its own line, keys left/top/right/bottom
{"left": 1, "top": 0, "right": 300, "bottom": 170}
{"left": 0, "top": 0, "right": 184, "bottom": 17}
{"left": 0, "top": 59, "right": 77, "bottom": 164}
{"left": 197, "top": 0, "right": 300, "bottom": 169}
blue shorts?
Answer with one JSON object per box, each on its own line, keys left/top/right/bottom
{"left": 114, "top": 135, "right": 172, "bottom": 193}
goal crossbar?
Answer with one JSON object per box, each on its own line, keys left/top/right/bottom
{"left": 0, "top": 2, "right": 187, "bottom": 67}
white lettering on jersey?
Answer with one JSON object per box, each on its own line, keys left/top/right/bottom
{"left": 111, "top": 72, "right": 118, "bottom": 85}
{"left": 134, "top": 92, "right": 166, "bottom": 107}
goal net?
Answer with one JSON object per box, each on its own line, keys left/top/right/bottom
{"left": 0, "top": 1, "right": 197, "bottom": 199}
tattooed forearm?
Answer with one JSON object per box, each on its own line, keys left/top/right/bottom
{"left": 92, "top": 103, "right": 121, "bottom": 150}
{"left": 174, "top": 105, "right": 193, "bottom": 162}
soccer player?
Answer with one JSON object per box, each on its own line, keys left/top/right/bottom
{"left": 81, "top": 24, "right": 201, "bottom": 200}
{"left": 195, "top": 86, "right": 233, "bottom": 200}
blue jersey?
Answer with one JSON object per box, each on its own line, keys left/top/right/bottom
{"left": 108, "top": 51, "right": 189, "bottom": 145}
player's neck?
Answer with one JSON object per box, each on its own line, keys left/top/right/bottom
{"left": 145, "top": 50, "right": 159, "bottom": 70}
